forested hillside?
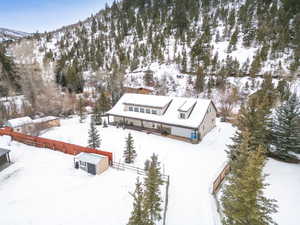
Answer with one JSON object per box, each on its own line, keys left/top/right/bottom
{"left": 5, "top": 0, "right": 299, "bottom": 95}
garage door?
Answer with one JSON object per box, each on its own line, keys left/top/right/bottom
{"left": 171, "top": 126, "right": 192, "bottom": 138}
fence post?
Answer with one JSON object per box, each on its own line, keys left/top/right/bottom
{"left": 163, "top": 175, "right": 170, "bottom": 225}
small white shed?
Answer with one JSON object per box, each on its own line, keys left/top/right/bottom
{"left": 74, "top": 153, "right": 109, "bottom": 175}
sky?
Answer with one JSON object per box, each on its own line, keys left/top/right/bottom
{"left": 0, "top": 0, "right": 114, "bottom": 33}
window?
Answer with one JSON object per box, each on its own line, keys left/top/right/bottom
{"left": 180, "top": 113, "right": 185, "bottom": 119}
{"left": 129, "top": 106, "right": 133, "bottom": 111}
{"left": 80, "top": 161, "right": 86, "bottom": 167}
{"left": 151, "top": 109, "right": 157, "bottom": 115}
{"left": 146, "top": 108, "right": 150, "bottom": 114}
{"left": 140, "top": 108, "right": 145, "bottom": 113}
{"left": 134, "top": 107, "right": 139, "bottom": 112}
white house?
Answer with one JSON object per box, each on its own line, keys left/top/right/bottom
{"left": 106, "top": 93, "right": 217, "bottom": 143}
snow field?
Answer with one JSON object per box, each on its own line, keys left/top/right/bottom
{"left": 2, "top": 115, "right": 299, "bottom": 225}
{"left": 0, "top": 115, "right": 235, "bottom": 225}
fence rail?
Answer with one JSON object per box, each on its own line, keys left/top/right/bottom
{"left": 0, "top": 127, "right": 113, "bottom": 163}
{"left": 112, "top": 161, "right": 169, "bottom": 181}
{"left": 212, "top": 164, "right": 231, "bottom": 194}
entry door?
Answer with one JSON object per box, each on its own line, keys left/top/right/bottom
{"left": 0, "top": 155, "right": 7, "bottom": 166}
{"left": 87, "top": 163, "right": 96, "bottom": 175}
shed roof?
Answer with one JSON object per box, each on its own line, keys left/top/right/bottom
{"left": 5, "top": 117, "right": 32, "bottom": 128}
{"left": 107, "top": 93, "right": 216, "bottom": 129}
{"left": 75, "top": 152, "right": 107, "bottom": 165}
{"left": 0, "top": 148, "right": 10, "bottom": 157}
{"left": 32, "top": 116, "right": 58, "bottom": 124}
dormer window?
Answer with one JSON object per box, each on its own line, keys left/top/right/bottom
{"left": 180, "top": 113, "right": 186, "bottom": 119}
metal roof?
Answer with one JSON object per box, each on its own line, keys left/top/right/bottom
{"left": 5, "top": 117, "right": 32, "bottom": 128}
{"left": 75, "top": 152, "right": 107, "bottom": 165}
{"left": 0, "top": 148, "right": 10, "bottom": 157}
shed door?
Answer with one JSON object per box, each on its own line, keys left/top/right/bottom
{"left": 87, "top": 163, "right": 96, "bottom": 175}
{"left": 0, "top": 155, "right": 7, "bottom": 166}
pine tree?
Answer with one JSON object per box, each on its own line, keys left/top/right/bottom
{"left": 194, "top": 66, "right": 205, "bottom": 93}
{"left": 124, "top": 133, "right": 137, "bottom": 164}
{"left": 78, "top": 97, "right": 86, "bottom": 123}
{"left": 88, "top": 117, "right": 101, "bottom": 149}
{"left": 93, "top": 102, "right": 103, "bottom": 125}
{"left": 98, "top": 90, "right": 111, "bottom": 114}
{"left": 228, "top": 97, "right": 271, "bottom": 160}
{"left": 270, "top": 93, "right": 300, "bottom": 158}
{"left": 222, "top": 132, "right": 277, "bottom": 225}
{"left": 143, "top": 154, "right": 164, "bottom": 224}
{"left": 127, "top": 178, "right": 148, "bottom": 225}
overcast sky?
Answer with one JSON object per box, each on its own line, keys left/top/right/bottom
{"left": 0, "top": 0, "right": 114, "bottom": 33}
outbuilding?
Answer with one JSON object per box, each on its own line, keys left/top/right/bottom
{"left": 5, "top": 116, "right": 34, "bottom": 134}
{"left": 0, "top": 148, "right": 11, "bottom": 169}
{"left": 74, "top": 153, "right": 109, "bottom": 175}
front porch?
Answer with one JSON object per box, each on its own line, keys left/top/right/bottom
{"left": 107, "top": 116, "right": 199, "bottom": 144}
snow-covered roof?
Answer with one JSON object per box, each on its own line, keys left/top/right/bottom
{"left": 75, "top": 152, "right": 107, "bottom": 165}
{"left": 178, "top": 99, "right": 197, "bottom": 112}
{"left": 5, "top": 117, "right": 33, "bottom": 128}
{"left": 32, "top": 116, "right": 58, "bottom": 124}
{"left": 122, "top": 94, "right": 171, "bottom": 108}
{"left": 107, "top": 93, "right": 214, "bottom": 129}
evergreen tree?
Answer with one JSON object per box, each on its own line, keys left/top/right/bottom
{"left": 124, "top": 133, "right": 137, "bottom": 164}
{"left": 270, "top": 93, "right": 300, "bottom": 158}
{"left": 127, "top": 178, "right": 148, "bottom": 225}
{"left": 228, "top": 96, "right": 271, "bottom": 159}
{"left": 93, "top": 102, "right": 103, "bottom": 125}
{"left": 88, "top": 116, "right": 101, "bottom": 149}
{"left": 78, "top": 97, "right": 86, "bottom": 123}
{"left": 143, "top": 154, "right": 164, "bottom": 223}
{"left": 222, "top": 132, "right": 277, "bottom": 225}
{"left": 194, "top": 66, "right": 205, "bottom": 93}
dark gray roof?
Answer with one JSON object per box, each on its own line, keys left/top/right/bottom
{"left": 0, "top": 148, "right": 10, "bottom": 157}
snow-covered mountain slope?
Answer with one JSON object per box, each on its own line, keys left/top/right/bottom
{"left": 0, "top": 28, "right": 30, "bottom": 42}
{"left": 6, "top": 0, "right": 300, "bottom": 94}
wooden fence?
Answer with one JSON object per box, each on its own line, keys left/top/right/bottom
{"left": 212, "top": 164, "right": 231, "bottom": 194}
{"left": 112, "top": 161, "right": 170, "bottom": 225}
{"left": 0, "top": 127, "right": 113, "bottom": 163}
{"left": 112, "top": 161, "right": 169, "bottom": 181}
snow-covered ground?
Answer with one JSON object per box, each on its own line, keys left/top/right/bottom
{"left": 265, "top": 159, "right": 300, "bottom": 225}
{"left": 0, "top": 116, "right": 299, "bottom": 225}
{"left": 0, "top": 116, "right": 234, "bottom": 225}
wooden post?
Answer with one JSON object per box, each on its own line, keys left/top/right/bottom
{"left": 7, "top": 152, "right": 11, "bottom": 163}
